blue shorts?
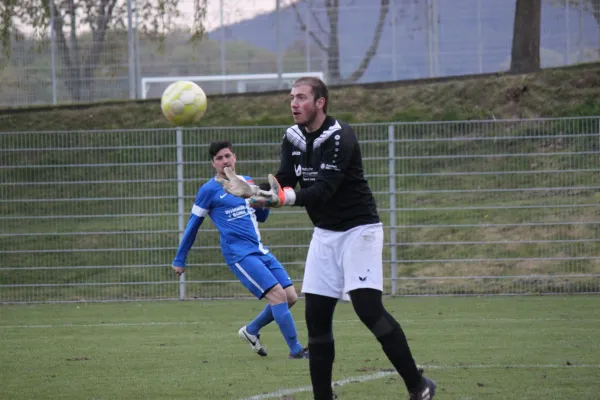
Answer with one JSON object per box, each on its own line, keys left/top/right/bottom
{"left": 230, "top": 252, "right": 293, "bottom": 299}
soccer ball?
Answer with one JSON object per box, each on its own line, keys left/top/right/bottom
{"left": 161, "top": 81, "right": 207, "bottom": 126}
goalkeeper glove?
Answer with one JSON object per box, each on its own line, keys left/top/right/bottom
{"left": 249, "top": 174, "right": 296, "bottom": 208}
{"left": 215, "top": 167, "right": 260, "bottom": 198}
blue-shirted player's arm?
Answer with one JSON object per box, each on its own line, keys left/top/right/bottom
{"left": 172, "top": 214, "right": 205, "bottom": 267}
{"left": 172, "top": 185, "right": 212, "bottom": 275}
{"left": 254, "top": 207, "right": 270, "bottom": 222}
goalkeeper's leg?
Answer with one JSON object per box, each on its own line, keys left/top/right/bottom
{"left": 341, "top": 223, "right": 428, "bottom": 395}
{"left": 305, "top": 293, "right": 338, "bottom": 400}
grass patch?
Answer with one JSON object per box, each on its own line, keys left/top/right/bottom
{"left": 1, "top": 296, "right": 599, "bottom": 399}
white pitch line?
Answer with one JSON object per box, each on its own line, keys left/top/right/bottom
{"left": 239, "top": 371, "right": 394, "bottom": 400}
{"left": 239, "top": 364, "right": 600, "bottom": 400}
{"left": 1, "top": 317, "right": 598, "bottom": 329}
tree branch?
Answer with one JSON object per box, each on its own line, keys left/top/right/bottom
{"left": 0, "top": 0, "right": 17, "bottom": 62}
{"left": 49, "top": 2, "right": 77, "bottom": 95}
{"left": 346, "top": 0, "right": 390, "bottom": 83}
{"left": 289, "top": 1, "right": 327, "bottom": 51}
{"left": 309, "top": 3, "right": 329, "bottom": 37}
{"left": 84, "top": 0, "right": 117, "bottom": 81}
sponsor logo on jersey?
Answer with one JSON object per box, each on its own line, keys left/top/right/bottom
{"left": 320, "top": 163, "right": 339, "bottom": 171}
{"left": 225, "top": 205, "right": 250, "bottom": 220}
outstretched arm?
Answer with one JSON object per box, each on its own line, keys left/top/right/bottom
{"left": 172, "top": 213, "right": 205, "bottom": 274}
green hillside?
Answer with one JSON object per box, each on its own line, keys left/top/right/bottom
{"left": 1, "top": 63, "right": 600, "bottom": 132}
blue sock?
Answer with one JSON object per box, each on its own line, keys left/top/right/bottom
{"left": 246, "top": 304, "right": 274, "bottom": 336}
{"left": 271, "top": 302, "right": 303, "bottom": 355}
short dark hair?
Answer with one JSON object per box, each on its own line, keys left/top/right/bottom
{"left": 209, "top": 140, "right": 232, "bottom": 160}
{"left": 292, "top": 76, "right": 329, "bottom": 114}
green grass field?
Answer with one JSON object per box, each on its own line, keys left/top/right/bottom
{"left": 1, "top": 295, "right": 599, "bottom": 399}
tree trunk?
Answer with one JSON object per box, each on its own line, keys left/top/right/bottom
{"left": 510, "top": 0, "right": 541, "bottom": 73}
{"left": 325, "top": 0, "right": 342, "bottom": 84}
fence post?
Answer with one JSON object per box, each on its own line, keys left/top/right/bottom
{"left": 388, "top": 124, "right": 398, "bottom": 295}
{"left": 391, "top": 0, "right": 397, "bottom": 80}
{"left": 176, "top": 127, "right": 186, "bottom": 300}
{"left": 127, "top": 0, "right": 136, "bottom": 99}
{"left": 565, "top": 0, "right": 570, "bottom": 64}
{"left": 49, "top": 0, "right": 57, "bottom": 104}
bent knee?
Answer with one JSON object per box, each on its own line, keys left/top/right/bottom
{"left": 285, "top": 287, "right": 298, "bottom": 307}
{"left": 265, "top": 284, "right": 288, "bottom": 305}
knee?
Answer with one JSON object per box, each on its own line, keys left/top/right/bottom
{"left": 350, "top": 289, "right": 396, "bottom": 337}
{"left": 265, "top": 285, "right": 288, "bottom": 305}
{"left": 353, "top": 299, "right": 382, "bottom": 328}
{"left": 305, "top": 294, "right": 336, "bottom": 340}
{"left": 350, "top": 289, "right": 383, "bottom": 326}
{"left": 285, "top": 287, "right": 298, "bottom": 308}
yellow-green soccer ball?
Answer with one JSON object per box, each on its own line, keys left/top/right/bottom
{"left": 161, "top": 81, "right": 207, "bottom": 126}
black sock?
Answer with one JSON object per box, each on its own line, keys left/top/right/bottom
{"left": 350, "top": 289, "right": 422, "bottom": 392}
{"left": 305, "top": 293, "right": 338, "bottom": 400}
{"left": 308, "top": 341, "right": 335, "bottom": 400}
{"left": 376, "top": 311, "right": 422, "bottom": 391}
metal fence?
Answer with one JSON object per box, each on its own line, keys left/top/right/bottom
{"left": 1, "top": 0, "right": 599, "bottom": 107}
{"left": 1, "top": 117, "right": 600, "bottom": 303}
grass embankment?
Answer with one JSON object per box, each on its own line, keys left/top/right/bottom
{"left": 1, "top": 63, "right": 599, "bottom": 131}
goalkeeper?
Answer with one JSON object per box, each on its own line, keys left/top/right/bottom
{"left": 172, "top": 140, "right": 308, "bottom": 360}
{"left": 218, "top": 77, "right": 436, "bottom": 400}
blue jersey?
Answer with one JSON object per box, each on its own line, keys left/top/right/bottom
{"left": 173, "top": 175, "right": 270, "bottom": 267}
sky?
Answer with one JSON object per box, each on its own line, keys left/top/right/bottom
{"left": 12, "top": 0, "right": 296, "bottom": 34}
{"left": 189, "top": 0, "right": 297, "bottom": 32}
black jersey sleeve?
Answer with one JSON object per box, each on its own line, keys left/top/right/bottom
{"left": 294, "top": 127, "right": 356, "bottom": 207}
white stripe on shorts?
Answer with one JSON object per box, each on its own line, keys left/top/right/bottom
{"left": 234, "top": 262, "right": 264, "bottom": 293}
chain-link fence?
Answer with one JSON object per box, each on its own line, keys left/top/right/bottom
{"left": 1, "top": 0, "right": 599, "bottom": 107}
{"left": 1, "top": 117, "right": 599, "bottom": 303}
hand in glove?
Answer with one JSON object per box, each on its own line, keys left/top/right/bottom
{"left": 249, "top": 174, "right": 296, "bottom": 208}
{"left": 215, "top": 167, "right": 260, "bottom": 198}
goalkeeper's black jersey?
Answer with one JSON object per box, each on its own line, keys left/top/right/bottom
{"left": 275, "top": 116, "right": 380, "bottom": 232}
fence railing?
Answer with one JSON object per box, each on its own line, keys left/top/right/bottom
{"left": 1, "top": 117, "right": 600, "bottom": 303}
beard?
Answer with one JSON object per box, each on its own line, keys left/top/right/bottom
{"left": 301, "top": 109, "right": 318, "bottom": 129}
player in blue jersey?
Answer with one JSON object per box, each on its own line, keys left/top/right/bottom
{"left": 171, "top": 140, "right": 308, "bottom": 360}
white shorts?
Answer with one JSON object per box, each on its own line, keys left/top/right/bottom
{"left": 301, "top": 222, "right": 384, "bottom": 301}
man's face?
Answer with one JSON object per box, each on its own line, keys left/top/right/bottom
{"left": 211, "top": 147, "right": 236, "bottom": 176}
{"left": 290, "top": 84, "right": 323, "bottom": 125}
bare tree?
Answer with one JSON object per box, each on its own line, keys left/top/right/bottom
{"left": 560, "top": 0, "right": 600, "bottom": 59}
{"left": 510, "top": 0, "right": 542, "bottom": 73}
{"left": 0, "top": 0, "right": 207, "bottom": 101}
{"left": 289, "top": 0, "right": 391, "bottom": 84}
{"left": 561, "top": 0, "right": 600, "bottom": 23}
